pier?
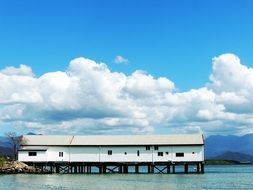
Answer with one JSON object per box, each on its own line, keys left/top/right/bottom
{"left": 27, "top": 161, "right": 204, "bottom": 174}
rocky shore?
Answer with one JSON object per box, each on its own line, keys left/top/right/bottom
{"left": 0, "top": 160, "right": 51, "bottom": 174}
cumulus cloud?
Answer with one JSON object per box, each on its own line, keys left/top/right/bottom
{"left": 209, "top": 54, "right": 253, "bottom": 114}
{"left": 114, "top": 55, "right": 129, "bottom": 64}
{"left": 0, "top": 64, "right": 34, "bottom": 76}
{"left": 1, "top": 53, "right": 253, "bottom": 136}
{"left": 210, "top": 53, "right": 253, "bottom": 92}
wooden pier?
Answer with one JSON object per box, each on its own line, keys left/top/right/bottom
{"left": 27, "top": 161, "right": 205, "bottom": 174}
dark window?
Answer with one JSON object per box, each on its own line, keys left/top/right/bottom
{"left": 28, "top": 152, "right": 37, "bottom": 156}
{"left": 176, "top": 153, "right": 184, "bottom": 157}
{"left": 158, "top": 152, "right": 163, "bottom": 156}
{"left": 137, "top": 150, "right": 140, "bottom": 156}
{"left": 124, "top": 152, "right": 127, "bottom": 155}
{"left": 108, "top": 150, "right": 112, "bottom": 155}
{"left": 154, "top": 146, "right": 159, "bottom": 150}
{"left": 166, "top": 152, "right": 169, "bottom": 155}
{"left": 146, "top": 146, "right": 150, "bottom": 150}
{"left": 59, "top": 152, "right": 63, "bottom": 157}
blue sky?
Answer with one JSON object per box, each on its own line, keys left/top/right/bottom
{"left": 1, "top": 0, "right": 253, "bottom": 90}
{"left": 1, "top": 0, "right": 253, "bottom": 136}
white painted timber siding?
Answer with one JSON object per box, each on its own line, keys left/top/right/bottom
{"left": 70, "top": 147, "right": 100, "bottom": 162}
{"left": 100, "top": 146, "right": 153, "bottom": 162}
{"left": 18, "top": 150, "right": 47, "bottom": 162}
{"left": 18, "top": 145, "right": 204, "bottom": 163}
{"left": 171, "top": 146, "right": 204, "bottom": 162}
{"left": 47, "top": 147, "right": 70, "bottom": 162}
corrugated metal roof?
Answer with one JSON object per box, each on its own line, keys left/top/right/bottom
{"left": 22, "top": 134, "right": 204, "bottom": 146}
{"left": 22, "top": 135, "right": 74, "bottom": 146}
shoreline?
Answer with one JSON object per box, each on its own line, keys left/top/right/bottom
{"left": 205, "top": 159, "right": 252, "bottom": 165}
{"left": 0, "top": 160, "right": 51, "bottom": 174}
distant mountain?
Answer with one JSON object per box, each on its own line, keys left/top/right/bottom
{"left": 0, "top": 136, "right": 12, "bottom": 156}
{"left": 210, "top": 151, "right": 253, "bottom": 163}
{"left": 205, "top": 134, "right": 253, "bottom": 159}
{"left": 0, "top": 136, "right": 8, "bottom": 142}
{"left": 0, "top": 146, "right": 13, "bottom": 156}
{"left": 0, "top": 136, "right": 12, "bottom": 148}
{"left": 26, "top": 132, "right": 37, "bottom": 135}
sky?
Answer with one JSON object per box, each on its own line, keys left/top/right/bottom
{"left": 1, "top": 0, "right": 253, "bottom": 136}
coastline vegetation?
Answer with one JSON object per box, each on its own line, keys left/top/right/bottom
{"left": 0, "top": 156, "right": 6, "bottom": 167}
{"left": 205, "top": 159, "right": 240, "bottom": 165}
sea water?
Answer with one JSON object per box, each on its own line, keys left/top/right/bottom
{"left": 0, "top": 165, "right": 252, "bottom": 190}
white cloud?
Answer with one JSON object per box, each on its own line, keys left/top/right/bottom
{"left": 114, "top": 55, "right": 129, "bottom": 64}
{"left": 123, "top": 70, "right": 175, "bottom": 99}
{"left": 209, "top": 53, "right": 253, "bottom": 96}
{"left": 0, "top": 64, "right": 34, "bottom": 76}
{"left": 209, "top": 53, "right": 253, "bottom": 113}
{"left": 1, "top": 54, "right": 253, "bottom": 136}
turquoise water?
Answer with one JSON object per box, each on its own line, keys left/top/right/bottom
{"left": 0, "top": 165, "right": 252, "bottom": 190}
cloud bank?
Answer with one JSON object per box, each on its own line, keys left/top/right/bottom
{"left": 1, "top": 53, "right": 253, "bottom": 135}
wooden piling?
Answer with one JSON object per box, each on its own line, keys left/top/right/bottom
{"left": 201, "top": 163, "right": 204, "bottom": 174}
{"left": 74, "top": 165, "right": 77, "bottom": 173}
{"left": 172, "top": 164, "right": 175, "bottom": 174}
{"left": 99, "top": 164, "right": 103, "bottom": 174}
{"left": 184, "top": 163, "right": 188, "bottom": 174}
{"left": 197, "top": 163, "right": 200, "bottom": 173}
{"left": 167, "top": 163, "right": 170, "bottom": 174}
{"left": 88, "top": 165, "right": 92, "bottom": 173}
{"left": 123, "top": 165, "right": 128, "bottom": 173}
{"left": 135, "top": 164, "right": 139, "bottom": 173}
{"left": 50, "top": 163, "right": 53, "bottom": 173}
{"left": 118, "top": 164, "right": 122, "bottom": 173}
{"left": 55, "top": 164, "right": 60, "bottom": 173}
{"left": 148, "top": 164, "right": 154, "bottom": 173}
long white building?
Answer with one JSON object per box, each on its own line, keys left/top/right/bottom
{"left": 18, "top": 134, "right": 205, "bottom": 174}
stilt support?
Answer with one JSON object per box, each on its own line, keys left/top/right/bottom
{"left": 172, "top": 164, "right": 175, "bottom": 174}
{"left": 167, "top": 163, "right": 170, "bottom": 174}
{"left": 123, "top": 165, "right": 128, "bottom": 173}
{"left": 135, "top": 164, "right": 139, "bottom": 173}
{"left": 184, "top": 163, "right": 188, "bottom": 174}
{"left": 201, "top": 163, "right": 204, "bottom": 174}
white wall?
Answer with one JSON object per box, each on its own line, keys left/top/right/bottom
{"left": 70, "top": 147, "right": 100, "bottom": 162}
{"left": 171, "top": 146, "right": 203, "bottom": 162}
{"left": 18, "top": 145, "right": 204, "bottom": 163}
{"left": 47, "top": 147, "right": 70, "bottom": 162}
{"left": 18, "top": 146, "right": 70, "bottom": 162}
{"left": 100, "top": 146, "right": 153, "bottom": 162}
{"left": 18, "top": 151, "right": 47, "bottom": 162}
